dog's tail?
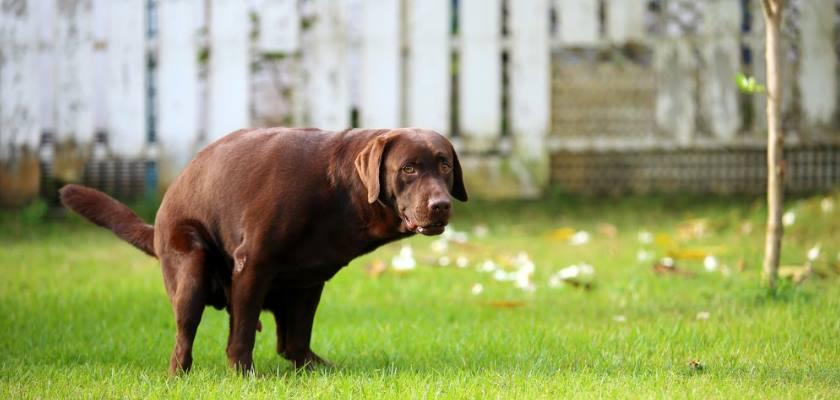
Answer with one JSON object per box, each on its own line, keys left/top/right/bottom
{"left": 59, "top": 184, "right": 156, "bottom": 257}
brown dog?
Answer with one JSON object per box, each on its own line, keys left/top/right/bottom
{"left": 59, "top": 127, "right": 467, "bottom": 373}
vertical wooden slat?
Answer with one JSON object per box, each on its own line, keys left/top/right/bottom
{"left": 0, "top": 0, "right": 40, "bottom": 159}
{"left": 556, "top": 0, "right": 599, "bottom": 46}
{"left": 305, "top": 0, "right": 350, "bottom": 130}
{"left": 655, "top": 41, "right": 696, "bottom": 144}
{"left": 106, "top": 0, "right": 147, "bottom": 158}
{"left": 798, "top": 0, "right": 836, "bottom": 127}
{"left": 509, "top": 0, "right": 550, "bottom": 158}
{"left": 207, "top": 0, "right": 250, "bottom": 141}
{"left": 605, "top": 0, "right": 646, "bottom": 43}
{"left": 699, "top": 0, "right": 741, "bottom": 139}
{"left": 407, "top": 0, "right": 450, "bottom": 133}
{"left": 157, "top": 0, "right": 200, "bottom": 184}
{"left": 360, "top": 0, "right": 401, "bottom": 128}
{"left": 459, "top": 0, "right": 501, "bottom": 150}
{"left": 54, "top": 0, "right": 95, "bottom": 184}
{"left": 258, "top": 0, "right": 300, "bottom": 54}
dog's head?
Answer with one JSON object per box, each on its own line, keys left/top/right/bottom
{"left": 355, "top": 128, "right": 468, "bottom": 235}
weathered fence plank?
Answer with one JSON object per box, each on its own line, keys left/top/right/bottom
{"left": 106, "top": 0, "right": 147, "bottom": 158}
{"left": 605, "top": 0, "right": 646, "bottom": 43}
{"left": 305, "top": 0, "right": 350, "bottom": 130}
{"left": 459, "top": 0, "right": 501, "bottom": 151}
{"left": 510, "top": 0, "right": 550, "bottom": 158}
{"left": 360, "top": 0, "right": 401, "bottom": 128}
{"left": 258, "top": 0, "right": 300, "bottom": 54}
{"left": 798, "top": 0, "right": 837, "bottom": 128}
{"left": 556, "top": 0, "right": 599, "bottom": 46}
{"left": 55, "top": 0, "right": 95, "bottom": 183}
{"left": 699, "top": 0, "right": 741, "bottom": 140}
{"left": 407, "top": 0, "right": 450, "bottom": 134}
{"left": 157, "top": 0, "right": 201, "bottom": 185}
{"left": 207, "top": 0, "right": 250, "bottom": 141}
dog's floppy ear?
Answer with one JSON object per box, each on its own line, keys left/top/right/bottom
{"left": 355, "top": 134, "right": 392, "bottom": 203}
{"left": 450, "top": 147, "right": 468, "bottom": 202}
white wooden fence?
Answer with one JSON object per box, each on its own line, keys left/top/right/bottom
{"left": 1, "top": 0, "right": 839, "bottom": 204}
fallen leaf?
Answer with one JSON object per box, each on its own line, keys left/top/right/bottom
{"left": 688, "top": 360, "right": 705, "bottom": 372}
{"left": 485, "top": 300, "right": 527, "bottom": 309}
{"left": 654, "top": 233, "right": 677, "bottom": 250}
{"left": 779, "top": 265, "right": 812, "bottom": 284}
{"left": 597, "top": 223, "right": 618, "bottom": 239}
{"left": 652, "top": 258, "right": 694, "bottom": 277}
{"left": 549, "top": 227, "right": 577, "bottom": 242}
{"left": 365, "top": 259, "right": 387, "bottom": 278}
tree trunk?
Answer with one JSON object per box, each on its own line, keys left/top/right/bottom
{"left": 761, "top": 0, "right": 785, "bottom": 290}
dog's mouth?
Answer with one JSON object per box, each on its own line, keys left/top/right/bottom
{"left": 402, "top": 215, "right": 447, "bottom": 236}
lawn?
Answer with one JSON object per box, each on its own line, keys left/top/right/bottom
{"left": 1, "top": 193, "right": 839, "bottom": 398}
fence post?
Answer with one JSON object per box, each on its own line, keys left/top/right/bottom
{"left": 106, "top": 0, "right": 147, "bottom": 159}
{"left": 0, "top": 0, "right": 41, "bottom": 206}
{"left": 605, "top": 0, "right": 646, "bottom": 43}
{"left": 55, "top": 0, "right": 95, "bottom": 184}
{"left": 556, "top": 0, "right": 600, "bottom": 46}
{"left": 360, "top": 0, "right": 401, "bottom": 128}
{"left": 407, "top": 0, "right": 450, "bottom": 134}
{"left": 699, "top": 0, "right": 741, "bottom": 140}
{"left": 509, "top": 0, "right": 550, "bottom": 197}
{"left": 207, "top": 0, "right": 250, "bottom": 142}
{"left": 655, "top": 40, "right": 697, "bottom": 145}
{"left": 458, "top": 0, "right": 501, "bottom": 151}
{"left": 157, "top": 0, "right": 201, "bottom": 187}
{"left": 798, "top": 0, "right": 837, "bottom": 129}
{"left": 304, "top": 0, "right": 350, "bottom": 130}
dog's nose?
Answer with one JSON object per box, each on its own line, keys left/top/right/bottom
{"left": 429, "top": 197, "right": 451, "bottom": 214}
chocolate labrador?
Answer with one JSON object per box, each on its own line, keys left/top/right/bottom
{"left": 59, "top": 128, "right": 467, "bottom": 374}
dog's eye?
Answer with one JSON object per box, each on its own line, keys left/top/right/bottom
{"left": 440, "top": 162, "right": 452, "bottom": 173}
{"left": 402, "top": 165, "right": 417, "bottom": 174}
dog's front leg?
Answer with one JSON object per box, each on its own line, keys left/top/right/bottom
{"left": 278, "top": 282, "right": 330, "bottom": 368}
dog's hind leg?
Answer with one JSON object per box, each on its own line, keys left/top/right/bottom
{"left": 163, "top": 248, "right": 209, "bottom": 375}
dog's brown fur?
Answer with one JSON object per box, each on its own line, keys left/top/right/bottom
{"left": 59, "top": 127, "right": 467, "bottom": 373}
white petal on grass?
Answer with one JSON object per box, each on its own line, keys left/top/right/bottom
{"left": 430, "top": 239, "right": 448, "bottom": 254}
{"left": 660, "top": 257, "right": 675, "bottom": 268}
{"left": 493, "top": 269, "right": 515, "bottom": 282}
{"left": 613, "top": 315, "right": 627, "bottom": 323}
{"left": 782, "top": 210, "right": 796, "bottom": 227}
{"left": 637, "top": 250, "right": 653, "bottom": 262}
{"left": 471, "top": 283, "right": 484, "bottom": 295}
{"left": 473, "top": 224, "right": 489, "bottom": 238}
{"left": 548, "top": 275, "right": 565, "bottom": 288}
{"left": 391, "top": 245, "right": 416, "bottom": 270}
{"left": 570, "top": 231, "right": 591, "bottom": 246}
{"left": 807, "top": 245, "right": 821, "bottom": 262}
{"left": 637, "top": 230, "right": 653, "bottom": 244}
{"left": 456, "top": 256, "right": 469, "bottom": 268}
{"left": 478, "top": 260, "right": 497, "bottom": 272}
{"left": 703, "top": 255, "right": 719, "bottom": 272}
{"left": 438, "top": 256, "right": 451, "bottom": 267}
{"left": 696, "top": 311, "right": 710, "bottom": 321}
{"left": 820, "top": 198, "right": 835, "bottom": 214}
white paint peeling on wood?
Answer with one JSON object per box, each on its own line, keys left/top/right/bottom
{"left": 407, "top": 0, "right": 450, "bottom": 134}
{"left": 360, "top": 0, "right": 401, "bottom": 128}
{"left": 509, "top": 0, "right": 550, "bottom": 159}
{"left": 304, "top": 0, "right": 350, "bottom": 130}
{"left": 207, "top": 0, "right": 250, "bottom": 141}
{"left": 699, "top": 0, "right": 741, "bottom": 140}
{"left": 0, "top": 0, "right": 41, "bottom": 159}
{"left": 106, "top": 0, "right": 147, "bottom": 158}
{"left": 556, "top": 0, "right": 599, "bottom": 46}
{"left": 459, "top": 0, "right": 501, "bottom": 150}
{"left": 798, "top": 0, "right": 837, "bottom": 127}
{"left": 605, "top": 0, "right": 646, "bottom": 43}
{"left": 258, "top": 0, "right": 300, "bottom": 54}
{"left": 655, "top": 41, "right": 696, "bottom": 144}
{"left": 55, "top": 0, "right": 96, "bottom": 145}
{"left": 157, "top": 0, "right": 201, "bottom": 182}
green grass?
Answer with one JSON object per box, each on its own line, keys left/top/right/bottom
{"left": 2, "top": 193, "right": 839, "bottom": 398}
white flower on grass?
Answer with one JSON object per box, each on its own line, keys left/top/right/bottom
{"left": 438, "top": 256, "right": 451, "bottom": 267}
{"left": 430, "top": 239, "right": 448, "bottom": 254}
{"left": 613, "top": 315, "right": 627, "bottom": 323}
{"left": 549, "top": 263, "right": 594, "bottom": 287}
{"left": 547, "top": 274, "right": 565, "bottom": 288}
{"left": 820, "top": 198, "right": 835, "bottom": 214}
{"left": 696, "top": 311, "right": 710, "bottom": 321}
{"left": 456, "top": 256, "right": 469, "bottom": 269}
{"left": 493, "top": 269, "right": 515, "bottom": 282}
{"left": 570, "top": 231, "right": 591, "bottom": 246}
{"left": 471, "top": 283, "right": 484, "bottom": 295}
{"left": 703, "top": 255, "right": 719, "bottom": 272}
{"left": 443, "top": 226, "right": 469, "bottom": 244}
{"left": 478, "top": 259, "right": 497, "bottom": 272}
{"left": 391, "top": 245, "right": 416, "bottom": 271}
{"left": 637, "top": 230, "right": 653, "bottom": 244}
{"left": 782, "top": 210, "right": 796, "bottom": 227}
{"left": 807, "top": 245, "right": 821, "bottom": 262}
{"left": 473, "top": 224, "right": 489, "bottom": 238}
{"left": 637, "top": 250, "right": 653, "bottom": 262}
{"left": 660, "top": 257, "right": 675, "bottom": 268}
